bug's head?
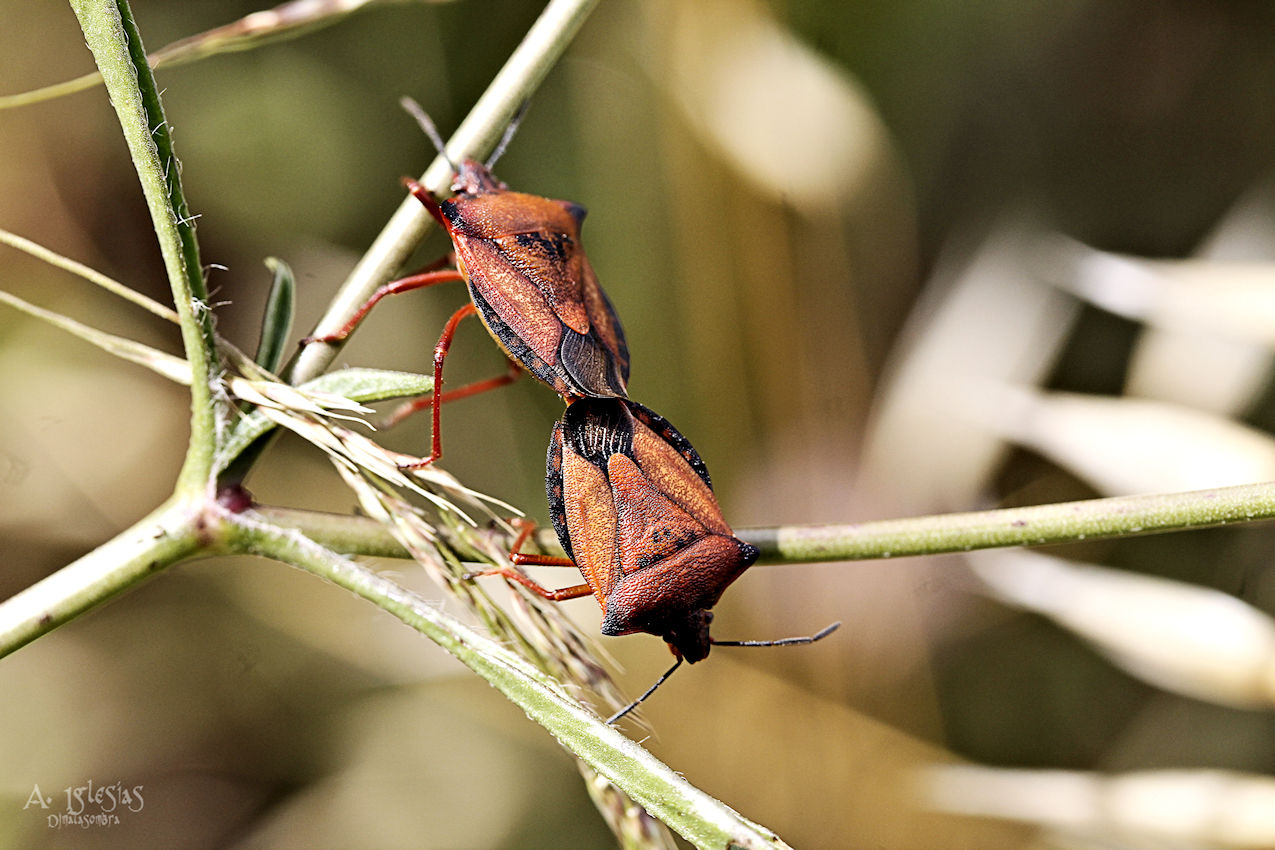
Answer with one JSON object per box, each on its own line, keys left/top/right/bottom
{"left": 448, "top": 103, "right": 523, "bottom": 198}
{"left": 662, "top": 609, "right": 715, "bottom": 664}
{"left": 452, "top": 160, "right": 508, "bottom": 197}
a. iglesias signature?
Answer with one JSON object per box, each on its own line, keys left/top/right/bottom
{"left": 23, "top": 781, "right": 144, "bottom": 829}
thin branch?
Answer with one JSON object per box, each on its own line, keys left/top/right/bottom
{"left": 2, "top": 0, "right": 409, "bottom": 110}
{"left": 746, "top": 481, "right": 1275, "bottom": 564}
{"left": 0, "top": 498, "right": 203, "bottom": 656}
{"left": 261, "top": 482, "right": 1275, "bottom": 567}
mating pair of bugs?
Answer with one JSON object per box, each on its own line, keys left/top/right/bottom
{"left": 307, "top": 101, "right": 836, "bottom": 722}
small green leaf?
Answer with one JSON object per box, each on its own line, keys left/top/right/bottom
{"left": 312, "top": 367, "right": 434, "bottom": 403}
{"left": 256, "top": 257, "right": 295, "bottom": 372}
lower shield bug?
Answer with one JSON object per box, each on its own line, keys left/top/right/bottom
{"left": 471, "top": 397, "right": 839, "bottom": 722}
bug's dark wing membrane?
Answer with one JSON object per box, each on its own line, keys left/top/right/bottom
{"left": 559, "top": 328, "right": 627, "bottom": 398}
{"left": 593, "top": 281, "right": 630, "bottom": 387}
{"left": 563, "top": 256, "right": 629, "bottom": 398}
{"left": 545, "top": 421, "right": 574, "bottom": 562}
{"left": 562, "top": 397, "right": 634, "bottom": 467}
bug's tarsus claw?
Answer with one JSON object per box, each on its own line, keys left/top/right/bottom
{"left": 397, "top": 460, "right": 433, "bottom": 472}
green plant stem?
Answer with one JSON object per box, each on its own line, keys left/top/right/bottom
{"left": 745, "top": 481, "right": 1275, "bottom": 564}
{"left": 70, "top": 0, "right": 218, "bottom": 493}
{"left": 233, "top": 519, "right": 790, "bottom": 850}
{"left": 259, "top": 482, "right": 1275, "bottom": 566}
{"left": 254, "top": 505, "right": 413, "bottom": 558}
{"left": 287, "top": 0, "right": 602, "bottom": 385}
{"left": 0, "top": 498, "right": 205, "bottom": 655}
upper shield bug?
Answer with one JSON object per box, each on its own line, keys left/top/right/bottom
{"left": 471, "top": 397, "right": 839, "bottom": 722}
{"left": 304, "top": 99, "right": 630, "bottom": 467}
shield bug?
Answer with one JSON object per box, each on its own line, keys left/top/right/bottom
{"left": 471, "top": 397, "right": 839, "bottom": 722}
{"left": 304, "top": 99, "right": 630, "bottom": 467}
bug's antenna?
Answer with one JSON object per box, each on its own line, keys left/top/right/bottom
{"left": 606, "top": 656, "right": 682, "bottom": 725}
{"left": 605, "top": 622, "right": 840, "bottom": 725}
{"left": 400, "top": 96, "right": 457, "bottom": 173}
{"left": 486, "top": 100, "right": 530, "bottom": 170}
{"left": 711, "top": 621, "right": 841, "bottom": 649}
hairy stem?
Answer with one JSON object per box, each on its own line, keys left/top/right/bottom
{"left": 69, "top": 0, "right": 219, "bottom": 493}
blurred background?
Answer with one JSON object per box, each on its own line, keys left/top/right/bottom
{"left": 5, "top": 0, "right": 1275, "bottom": 847}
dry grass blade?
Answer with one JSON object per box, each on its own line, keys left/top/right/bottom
{"left": 250, "top": 404, "right": 467, "bottom": 517}
{"left": 306, "top": 406, "right": 626, "bottom": 711}
{"left": 228, "top": 376, "right": 375, "bottom": 423}
{"left": 0, "top": 289, "right": 189, "bottom": 383}
{"left": 328, "top": 456, "right": 676, "bottom": 847}
{"left": 241, "top": 349, "right": 660, "bottom": 836}
{"left": 228, "top": 371, "right": 579, "bottom": 658}
{"left": 0, "top": 227, "right": 179, "bottom": 321}
{"left": 1, "top": 0, "right": 421, "bottom": 110}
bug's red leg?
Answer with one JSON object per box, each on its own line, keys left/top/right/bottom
{"left": 509, "top": 553, "right": 577, "bottom": 568}
{"left": 464, "top": 519, "right": 590, "bottom": 600}
{"left": 301, "top": 269, "right": 465, "bottom": 345}
{"left": 400, "top": 302, "right": 480, "bottom": 469}
{"left": 467, "top": 567, "right": 592, "bottom": 601}
{"left": 507, "top": 516, "right": 537, "bottom": 552}
{"left": 383, "top": 359, "right": 522, "bottom": 428}
{"left": 507, "top": 517, "right": 574, "bottom": 564}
